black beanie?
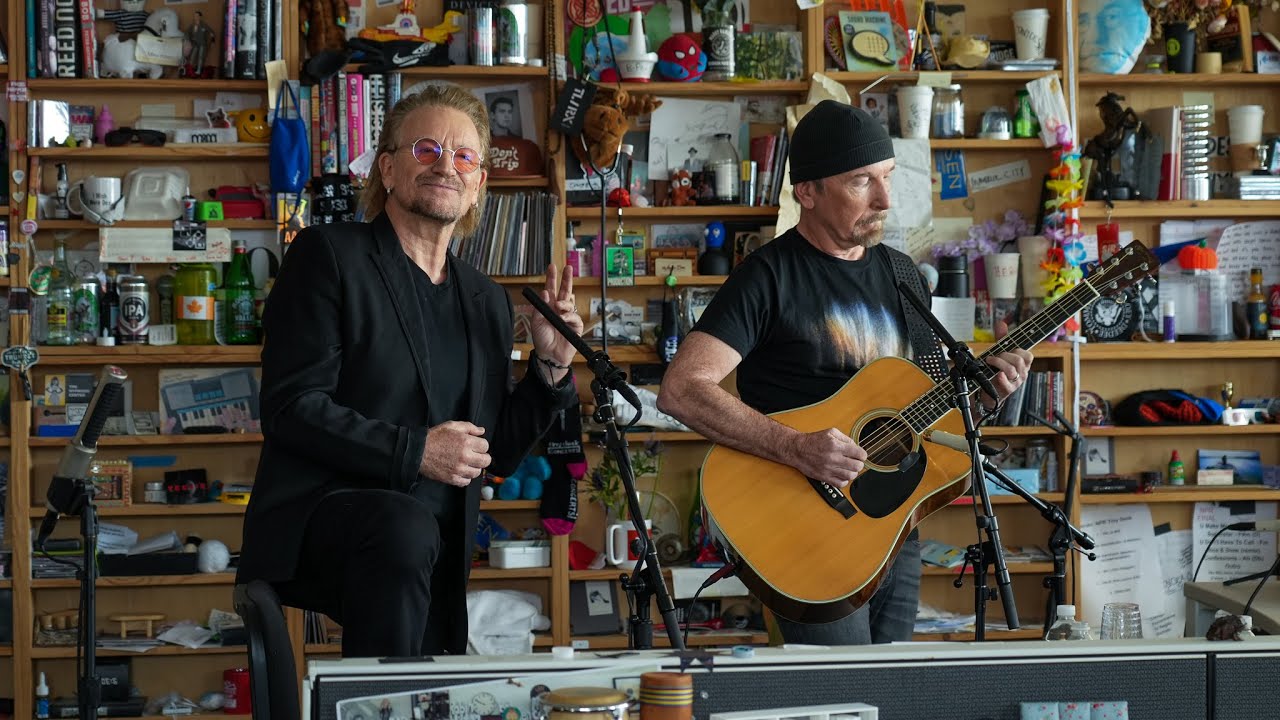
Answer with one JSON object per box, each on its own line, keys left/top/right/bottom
{"left": 789, "top": 100, "right": 895, "bottom": 184}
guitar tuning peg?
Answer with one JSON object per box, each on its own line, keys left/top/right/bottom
{"left": 1125, "top": 272, "right": 1133, "bottom": 279}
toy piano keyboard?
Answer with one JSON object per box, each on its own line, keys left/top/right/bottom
{"left": 158, "top": 368, "right": 261, "bottom": 434}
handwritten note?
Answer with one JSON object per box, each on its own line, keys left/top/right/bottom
{"left": 1025, "top": 75, "right": 1070, "bottom": 148}
{"left": 1192, "top": 501, "right": 1277, "bottom": 583}
{"left": 967, "top": 159, "right": 1032, "bottom": 195}
{"left": 1213, "top": 221, "right": 1280, "bottom": 299}
{"left": 1153, "top": 527, "right": 1193, "bottom": 638}
{"left": 1079, "top": 505, "right": 1168, "bottom": 638}
{"left": 648, "top": 98, "right": 742, "bottom": 177}
{"left": 888, "top": 138, "right": 933, "bottom": 228}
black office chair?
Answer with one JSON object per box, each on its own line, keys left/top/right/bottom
{"left": 233, "top": 580, "right": 301, "bottom": 720}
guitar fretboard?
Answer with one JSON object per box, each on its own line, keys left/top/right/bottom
{"left": 899, "top": 273, "right": 1103, "bottom": 433}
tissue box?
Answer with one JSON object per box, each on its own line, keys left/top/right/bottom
{"left": 987, "top": 468, "right": 1041, "bottom": 496}
{"left": 490, "top": 540, "right": 551, "bottom": 569}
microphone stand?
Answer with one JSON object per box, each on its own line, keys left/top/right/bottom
{"left": 896, "top": 283, "right": 1019, "bottom": 639}
{"left": 521, "top": 287, "right": 686, "bottom": 651}
{"left": 36, "top": 366, "right": 128, "bottom": 720}
{"left": 1024, "top": 411, "right": 1096, "bottom": 635}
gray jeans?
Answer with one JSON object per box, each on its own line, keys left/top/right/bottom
{"left": 773, "top": 530, "right": 922, "bottom": 645}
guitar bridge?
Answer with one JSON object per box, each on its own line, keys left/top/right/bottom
{"left": 807, "top": 477, "right": 858, "bottom": 519}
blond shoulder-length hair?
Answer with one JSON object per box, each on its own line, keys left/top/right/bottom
{"left": 360, "top": 84, "right": 490, "bottom": 237}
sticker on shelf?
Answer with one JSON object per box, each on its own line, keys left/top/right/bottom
{"left": 6, "top": 81, "right": 27, "bottom": 103}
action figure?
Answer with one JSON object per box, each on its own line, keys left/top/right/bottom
{"left": 182, "top": 11, "right": 217, "bottom": 78}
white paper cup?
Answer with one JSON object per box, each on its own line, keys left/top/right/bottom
{"left": 897, "top": 86, "right": 934, "bottom": 139}
{"left": 1012, "top": 9, "right": 1050, "bottom": 61}
{"left": 984, "top": 252, "right": 1021, "bottom": 299}
{"left": 1016, "top": 235, "right": 1050, "bottom": 295}
{"left": 1228, "top": 105, "right": 1264, "bottom": 144}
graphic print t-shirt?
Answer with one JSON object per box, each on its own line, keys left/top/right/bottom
{"left": 692, "top": 229, "right": 911, "bottom": 415}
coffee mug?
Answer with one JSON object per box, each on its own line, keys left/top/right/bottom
{"left": 67, "top": 176, "right": 125, "bottom": 225}
{"left": 605, "top": 518, "right": 653, "bottom": 567}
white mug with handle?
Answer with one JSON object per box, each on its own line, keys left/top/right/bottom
{"left": 67, "top": 176, "right": 125, "bottom": 225}
{"left": 605, "top": 518, "right": 653, "bottom": 567}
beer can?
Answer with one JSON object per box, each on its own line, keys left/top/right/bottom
{"left": 118, "top": 274, "right": 150, "bottom": 344}
{"left": 72, "top": 278, "right": 100, "bottom": 343}
{"left": 497, "top": 1, "right": 528, "bottom": 66}
{"left": 469, "top": 8, "right": 495, "bottom": 66}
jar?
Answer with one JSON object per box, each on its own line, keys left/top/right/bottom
{"left": 144, "top": 481, "right": 166, "bottom": 503}
{"left": 1026, "top": 439, "right": 1051, "bottom": 486}
{"left": 708, "top": 132, "right": 740, "bottom": 204}
{"left": 931, "top": 84, "right": 964, "bottom": 139}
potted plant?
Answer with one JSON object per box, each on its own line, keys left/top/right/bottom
{"left": 589, "top": 440, "right": 663, "bottom": 522}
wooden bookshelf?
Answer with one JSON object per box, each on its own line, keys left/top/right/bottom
{"left": 620, "top": 80, "right": 809, "bottom": 96}
{"left": 1081, "top": 425, "right": 1280, "bottom": 437}
{"left": 31, "top": 574, "right": 238, "bottom": 589}
{"left": 35, "top": 345, "right": 263, "bottom": 364}
{"left": 27, "top": 433, "right": 265, "bottom": 447}
{"left": 25, "top": 78, "right": 267, "bottom": 92}
{"left": 566, "top": 206, "right": 781, "bottom": 220}
{"left": 27, "top": 503, "right": 247, "bottom": 518}
{"left": 36, "top": 219, "right": 276, "bottom": 230}
{"left": 27, "top": 144, "right": 269, "bottom": 160}
{"left": 1078, "top": 72, "right": 1280, "bottom": 86}
{"left": 1079, "top": 487, "right": 1280, "bottom": 504}
{"left": 1079, "top": 200, "right": 1280, "bottom": 218}
{"left": 1078, "top": 341, "right": 1280, "bottom": 360}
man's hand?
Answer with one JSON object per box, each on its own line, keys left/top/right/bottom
{"left": 531, "top": 264, "right": 583, "bottom": 369}
{"left": 985, "top": 349, "right": 1033, "bottom": 400}
{"left": 420, "top": 421, "right": 491, "bottom": 487}
{"left": 787, "top": 428, "right": 867, "bottom": 489}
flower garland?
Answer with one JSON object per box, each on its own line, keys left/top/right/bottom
{"left": 1040, "top": 124, "right": 1085, "bottom": 335}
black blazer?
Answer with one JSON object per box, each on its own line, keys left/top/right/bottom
{"left": 237, "top": 213, "right": 575, "bottom": 652}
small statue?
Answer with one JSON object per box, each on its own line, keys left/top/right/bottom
{"left": 1082, "top": 92, "right": 1142, "bottom": 202}
{"left": 183, "top": 11, "right": 217, "bottom": 78}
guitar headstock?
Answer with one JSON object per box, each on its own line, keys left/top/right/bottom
{"left": 1089, "top": 240, "right": 1158, "bottom": 298}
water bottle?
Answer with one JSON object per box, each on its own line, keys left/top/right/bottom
{"left": 1045, "top": 604, "right": 1076, "bottom": 640}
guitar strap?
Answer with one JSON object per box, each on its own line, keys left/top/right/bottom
{"left": 886, "top": 248, "right": 949, "bottom": 384}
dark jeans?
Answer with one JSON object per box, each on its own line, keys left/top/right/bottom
{"left": 773, "top": 530, "right": 922, "bottom": 645}
{"left": 271, "top": 487, "right": 457, "bottom": 658}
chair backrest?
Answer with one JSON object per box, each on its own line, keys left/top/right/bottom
{"left": 233, "top": 580, "right": 300, "bottom": 720}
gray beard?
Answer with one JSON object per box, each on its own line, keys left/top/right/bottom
{"left": 407, "top": 196, "right": 463, "bottom": 225}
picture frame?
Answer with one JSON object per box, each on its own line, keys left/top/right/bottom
{"left": 648, "top": 247, "right": 697, "bottom": 277}
{"left": 89, "top": 459, "right": 132, "bottom": 507}
{"left": 1084, "top": 436, "right": 1114, "bottom": 476}
{"left": 605, "top": 246, "right": 636, "bottom": 287}
{"left": 473, "top": 83, "right": 538, "bottom": 142}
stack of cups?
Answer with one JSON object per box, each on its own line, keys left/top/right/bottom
{"left": 1100, "top": 602, "right": 1143, "bottom": 639}
{"left": 1011, "top": 9, "right": 1050, "bottom": 61}
{"left": 897, "top": 86, "right": 934, "bottom": 139}
{"left": 1227, "top": 105, "right": 1266, "bottom": 176}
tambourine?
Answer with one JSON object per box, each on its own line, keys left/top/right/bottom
{"left": 532, "top": 688, "right": 631, "bottom": 720}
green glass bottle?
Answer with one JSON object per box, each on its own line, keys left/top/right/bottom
{"left": 224, "top": 240, "right": 257, "bottom": 345}
{"left": 175, "top": 262, "right": 217, "bottom": 345}
{"left": 45, "top": 241, "right": 76, "bottom": 346}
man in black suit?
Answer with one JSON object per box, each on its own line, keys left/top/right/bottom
{"left": 237, "top": 84, "right": 582, "bottom": 658}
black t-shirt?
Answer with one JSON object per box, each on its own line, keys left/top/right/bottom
{"left": 693, "top": 229, "right": 911, "bottom": 415}
{"left": 409, "top": 253, "right": 470, "bottom": 517}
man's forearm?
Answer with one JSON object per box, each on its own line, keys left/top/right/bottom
{"left": 663, "top": 382, "right": 799, "bottom": 467}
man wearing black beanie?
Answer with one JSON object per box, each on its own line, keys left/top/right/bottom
{"left": 659, "top": 99, "right": 1032, "bottom": 645}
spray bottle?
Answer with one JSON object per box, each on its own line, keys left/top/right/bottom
{"left": 35, "top": 671, "right": 50, "bottom": 718}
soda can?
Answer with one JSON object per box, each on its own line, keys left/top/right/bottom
{"left": 469, "top": 8, "right": 495, "bottom": 66}
{"left": 72, "top": 278, "right": 100, "bottom": 343}
{"left": 118, "top": 274, "right": 150, "bottom": 344}
{"left": 497, "top": 1, "right": 528, "bottom": 66}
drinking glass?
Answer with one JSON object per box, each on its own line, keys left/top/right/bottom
{"left": 1100, "top": 602, "right": 1143, "bottom": 639}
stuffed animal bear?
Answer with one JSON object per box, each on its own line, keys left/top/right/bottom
{"left": 569, "top": 85, "right": 663, "bottom": 172}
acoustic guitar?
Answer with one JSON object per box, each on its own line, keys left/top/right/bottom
{"left": 699, "top": 241, "right": 1157, "bottom": 623}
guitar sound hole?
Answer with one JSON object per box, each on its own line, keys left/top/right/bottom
{"left": 857, "top": 416, "right": 914, "bottom": 467}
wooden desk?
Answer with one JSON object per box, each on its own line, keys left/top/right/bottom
{"left": 1184, "top": 580, "right": 1280, "bottom": 635}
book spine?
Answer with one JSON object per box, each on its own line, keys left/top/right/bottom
{"left": 26, "top": 0, "right": 38, "bottom": 77}
{"left": 235, "top": 0, "right": 258, "bottom": 79}
{"left": 346, "top": 72, "right": 363, "bottom": 163}
{"left": 336, "top": 72, "right": 349, "bottom": 174}
{"left": 76, "top": 0, "right": 96, "bottom": 78}
{"left": 255, "top": 0, "right": 270, "bottom": 79}
{"left": 52, "top": 0, "right": 78, "bottom": 78}
{"left": 223, "top": 0, "right": 238, "bottom": 79}
{"left": 366, "top": 74, "right": 386, "bottom": 151}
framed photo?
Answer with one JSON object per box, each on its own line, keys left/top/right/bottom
{"left": 89, "top": 460, "right": 132, "bottom": 507}
{"left": 1197, "top": 449, "right": 1263, "bottom": 485}
{"left": 605, "top": 246, "right": 635, "bottom": 287}
{"left": 474, "top": 83, "right": 537, "bottom": 142}
{"left": 860, "top": 91, "right": 890, "bottom": 132}
{"left": 1084, "top": 437, "right": 1114, "bottom": 476}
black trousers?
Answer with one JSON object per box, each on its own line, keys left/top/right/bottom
{"left": 271, "top": 487, "right": 462, "bottom": 658}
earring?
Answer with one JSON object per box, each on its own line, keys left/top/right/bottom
{"left": 385, "top": 186, "right": 392, "bottom": 195}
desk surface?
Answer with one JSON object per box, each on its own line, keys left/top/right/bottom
{"left": 1185, "top": 580, "right": 1280, "bottom": 633}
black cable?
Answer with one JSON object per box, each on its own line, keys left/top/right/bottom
{"left": 1242, "top": 553, "right": 1280, "bottom": 619}
{"left": 1193, "top": 525, "right": 1234, "bottom": 582}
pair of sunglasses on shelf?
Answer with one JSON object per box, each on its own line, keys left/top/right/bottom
{"left": 104, "top": 128, "right": 167, "bottom": 147}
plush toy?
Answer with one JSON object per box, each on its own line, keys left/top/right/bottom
{"left": 101, "top": 8, "right": 181, "bottom": 79}
{"left": 657, "top": 33, "right": 706, "bottom": 81}
{"left": 497, "top": 455, "right": 552, "bottom": 501}
{"left": 569, "top": 85, "right": 663, "bottom": 173}
{"left": 299, "top": 0, "right": 349, "bottom": 58}
{"left": 669, "top": 168, "right": 696, "bottom": 206}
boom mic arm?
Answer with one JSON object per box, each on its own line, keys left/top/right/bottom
{"left": 36, "top": 366, "right": 128, "bottom": 551}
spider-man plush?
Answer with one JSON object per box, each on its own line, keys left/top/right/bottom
{"left": 657, "top": 33, "right": 706, "bottom": 82}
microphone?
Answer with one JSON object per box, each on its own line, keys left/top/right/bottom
{"left": 1227, "top": 519, "right": 1280, "bottom": 532}
{"left": 36, "top": 366, "right": 128, "bottom": 551}
{"left": 521, "top": 286, "right": 643, "bottom": 412}
{"left": 923, "top": 429, "right": 1003, "bottom": 456}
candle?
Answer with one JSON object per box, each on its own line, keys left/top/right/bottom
{"left": 1097, "top": 222, "right": 1120, "bottom": 262}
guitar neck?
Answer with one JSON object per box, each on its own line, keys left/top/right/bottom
{"left": 902, "top": 276, "right": 1102, "bottom": 432}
